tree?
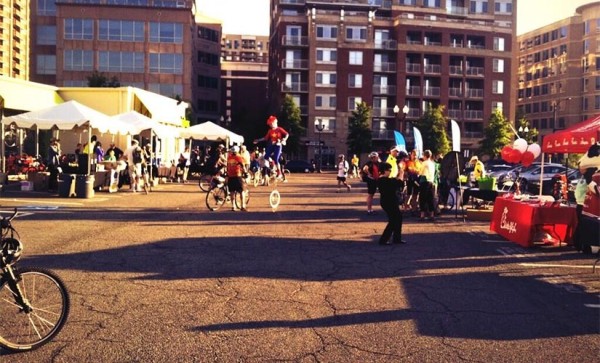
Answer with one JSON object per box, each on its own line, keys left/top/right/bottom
{"left": 412, "top": 103, "right": 450, "bottom": 156}
{"left": 346, "top": 101, "right": 372, "bottom": 156}
{"left": 479, "top": 109, "right": 512, "bottom": 159}
{"left": 87, "top": 70, "right": 120, "bottom": 87}
{"left": 277, "top": 94, "right": 305, "bottom": 157}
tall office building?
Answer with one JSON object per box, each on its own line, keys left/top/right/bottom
{"left": 220, "top": 34, "right": 269, "bottom": 136}
{"left": 192, "top": 13, "right": 222, "bottom": 123}
{"left": 269, "top": 0, "right": 516, "bottom": 161}
{"left": 30, "top": 0, "right": 195, "bottom": 103}
{"left": 0, "top": 0, "right": 30, "bottom": 79}
{"left": 516, "top": 1, "right": 600, "bottom": 141}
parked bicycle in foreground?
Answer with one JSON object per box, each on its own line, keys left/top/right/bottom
{"left": 0, "top": 209, "right": 70, "bottom": 352}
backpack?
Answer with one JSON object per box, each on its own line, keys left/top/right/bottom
{"left": 132, "top": 147, "right": 143, "bottom": 164}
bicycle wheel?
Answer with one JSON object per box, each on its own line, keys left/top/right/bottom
{"left": 206, "top": 186, "right": 226, "bottom": 211}
{"left": 269, "top": 189, "right": 281, "bottom": 209}
{"left": 233, "top": 190, "right": 250, "bottom": 210}
{"left": 0, "top": 267, "right": 70, "bottom": 352}
{"left": 198, "top": 174, "right": 212, "bottom": 192}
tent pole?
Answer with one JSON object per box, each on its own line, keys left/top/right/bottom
{"left": 455, "top": 152, "right": 465, "bottom": 222}
{"left": 0, "top": 119, "right": 4, "bottom": 174}
{"left": 87, "top": 125, "right": 92, "bottom": 175}
{"left": 539, "top": 152, "right": 544, "bottom": 198}
{"left": 35, "top": 127, "right": 39, "bottom": 158}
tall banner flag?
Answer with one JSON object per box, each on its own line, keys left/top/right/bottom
{"left": 393, "top": 131, "right": 406, "bottom": 151}
{"left": 413, "top": 127, "right": 423, "bottom": 158}
{"left": 450, "top": 119, "right": 461, "bottom": 152}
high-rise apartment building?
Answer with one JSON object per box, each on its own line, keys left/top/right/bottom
{"left": 0, "top": 0, "right": 30, "bottom": 79}
{"left": 30, "top": 0, "right": 195, "bottom": 105}
{"left": 269, "top": 0, "right": 516, "bottom": 161}
{"left": 516, "top": 1, "right": 600, "bottom": 142}
{"left": 220, "top": 34, "right": 269, "bottom": 136}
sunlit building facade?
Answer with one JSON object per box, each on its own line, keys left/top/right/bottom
{"left": 0, "top": 0, "right": 30, "bottom": 79}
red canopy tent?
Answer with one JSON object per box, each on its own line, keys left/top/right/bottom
{"left": 542, "top": 114, "right": 600, "bottom": 153}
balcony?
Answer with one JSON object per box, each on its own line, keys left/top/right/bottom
{"left": 447, "top": 109, "right": 462, "bottom": 119}
{"left": 423, "top": 87, "right": 441, "bottom": 97}
{"left": 281, "top": 59, "right": 308, "bottom": 69}
{"left": 281, "top": 82, "right": 308, "bottom": 92}
{"left": 406, "top": 63, "right": 420, "bottom": 73}
{"left": 372, "top": 107, "right": 394, "bottom": 117}
{"left": 449, "top": 65, "right": 463, "bottom": 75}
{"left": 372, "top": 129, "right": 394, "bottom": 140}
{"left": 464, "top": 110, "right": 483, "bottom": 119}
{"left": 448, "top": 87, "right": 462, "bottom": 97}
{"left": 280, "top": 0, "right": 305, "bottom": 4}
{"left": 447, "top": 6, "right": 468, "bottom": 16}
{"left": 374, "top": 62, "right": 396, "bottom": 73}
{"left": 406, "top": 86, "right": 421, "bottom": 96}
{"left": 464, "top": 131, "right": 484, "bottom": 138}
{"left": 407, "top": 108, "right": 421, "bottom": 118}
{"left": 465, "top": 89, "right": 483, "bottom": 98}
{"left": 374, "top": 39, "right": 397, "bottom": 50}
{"left": 372, "top": 85, "right": 397, "bottom": 95}
{"left": 424, "top": 64, "right": 441, "bottom": 74}
{"left": 465, "top": 66, "right": 484, "bottom": 76}
{"left": 282, "top": 35, "right": 308, "bottom": 47}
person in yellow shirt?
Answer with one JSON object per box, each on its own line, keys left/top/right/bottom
{"left": 350, "top": 154, "right": 359, "bottom": 178}
{"left": 405, "top": 149, "right": 422, "bottom": 213}
{"left": 469, "top": 156, "right": 486, "bottom": 186}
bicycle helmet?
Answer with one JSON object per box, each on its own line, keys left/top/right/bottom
{"left": 1, "top": 238, "right": 23, "bottom": 264}
{"left": 368, "top": 151, "right": 379, "bottom": 158}
{"left": 231, "top": 146, "right": 240, "bottom": 153}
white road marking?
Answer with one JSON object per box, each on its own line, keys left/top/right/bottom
{"left": 4, "top": 198, "right": 84, "bottom": 206}
{"left": 584, "top": 304, "right": 600, "bottom": 309}
{"left": 519, "top": 263, "right": 595, "bottom": 269}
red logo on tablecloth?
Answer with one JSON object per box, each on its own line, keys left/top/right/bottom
{"left": 500, "top": 207, "right": 517, "bottom": 234}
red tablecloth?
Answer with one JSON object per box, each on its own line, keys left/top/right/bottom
{"left": 490, "top": 197, "right": 578, "bottom": 247}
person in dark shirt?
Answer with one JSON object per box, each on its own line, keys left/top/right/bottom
{"left": 377, "top": 162, "right": 407, "bottom": 245}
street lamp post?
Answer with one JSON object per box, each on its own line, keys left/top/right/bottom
{"left": 393, "top": 104, "right": 409, "bottom": 134}
{"left": 518, "top": 125, "right": 530, "bottom": 141}
{"left": 314, "top": 119, "right": 325, "bottom": 173}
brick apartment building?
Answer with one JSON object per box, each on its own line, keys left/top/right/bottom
{"left": 269, "top": 0, "right": 516, "bottom": 162}
{"left": 516, "top": 1, "right": 600, "bottom": 142}
{"left": 0, "top": 0, "right": 30, "bottom": 80}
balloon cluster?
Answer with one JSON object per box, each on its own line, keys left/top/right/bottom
{"left": 501, "top": 139, "right": 541, "bottom": 167}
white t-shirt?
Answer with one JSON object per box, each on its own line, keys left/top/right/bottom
{"left": 337, "top": 160, "right": 349, "bottom": 177}
{"left": 420, "top": 159, "right": 436, "bottom": 182}
{"left": 181, "top": 151, "right": 191, "bottom": 166}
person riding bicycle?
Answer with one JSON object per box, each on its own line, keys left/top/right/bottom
{"left": 226, "top": 146, "right": 249, "bottom": 211}
{"left": 253, "top": 116, "right": 289, "bottom": 179}
{"left": 205, "top": 144, "right": 227, "bottom": 176}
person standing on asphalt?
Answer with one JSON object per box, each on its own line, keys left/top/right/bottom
{"left": 336, "top": 154, "right": 352, "bottom": 192}
{"left": 47, "top": 137, "right": 61, "bottom": 192}
{"left": 418, "top": 150, "right": 436, "bottom": 221}
{"left": 125, "top": 139, "right": 143, "bottom": 192}
{"left": 377, "top": 162, "right": 406, "bottom": 245}
{"left": 226, "top": 146, "right": 249, "bottom": 211}
{"left": 362, "top": 151, "right": 381, "bottom": 215}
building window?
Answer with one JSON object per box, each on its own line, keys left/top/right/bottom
{"left": 37, "top": 0, "right": 56, "bottom": 16}
{"left": 470, "top": 0, "right": 488, "bottom": 13}
{"left": 149, "top": 53, "right": 183, "bottom": 74}
{"left": 37, "top": 26, "right": 56, "bottom": 45}
{"left": 349, "top": 51, "right": 363, "bottom": 65}
{"left": 492, "top": 80, "right": 504, "bottom": 94}
{"left": 316, "top": 72, "right": 337, "bottom": 86}
{"left": 348, "top": 74, "right": 363, "bottom": 88}
{"left": 346, "top": 26, "right": 367, "bottom": 41}
{"left": 316, "top": 48, "right": 337, "bottom": 63}
{"left": 150, "top": 22, "right": 183, "bottom": 43}
{"left": 36, "top": 55, "right": 56, "bottom": 75}
{"left": 198, "top": 26, "right": 219, "bottom": 42}
{"left": 493, "top": 59, "right": 504, "bottom": 72}
{"left": 99, "top": 51, "right": 144, "bottom": 73}
{"left": 400, "top": 0, "right": 416, "bottom": 5}
{"left": 423, "top": 0, "right": 441, "bottom": 7}
{"left": 348, "top": 97, "right": 362, "bottom": 110}
{"left": 492, "top": 101, "right": 503, "bottom": 113}
{"left": 64, "top": 18, "right": 93, "bottom": 40}
{"left": 316, "top": 25, "right": 338, "bottom": 40}
{"left": 493, "top": 37, "right": 505, "bottom": 51}
{"left": 197, "top": 75, "right": 219, "bottom": 89}
{"left": 494, "top": 0, "right": 513, "bottom": 13}
{"left": 314, "top": 117, "right": 336, "bottom": 131}
{"left": 315, "top": 94, "right": 336, "bottom": 109}
{"left": 149, "top": 83, "right": 183, "bottom": 98}
{"left": 99, "top": 20, "right": 144, "bottom": 42}
{"left": 64, "top": 50, "right": 93, "bottom": 71}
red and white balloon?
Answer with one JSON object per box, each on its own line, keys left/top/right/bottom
{"left": 501, "top": 138, "right": 541, "bottom": 166}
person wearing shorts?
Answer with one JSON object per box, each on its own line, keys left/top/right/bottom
{"left": 336, "top": 154, "right": 351, "bottom": 192}
{"left": 226, "top": 146, "right": 248, "bottom": 211}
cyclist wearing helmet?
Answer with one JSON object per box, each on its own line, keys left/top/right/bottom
{"left": 226, "top": 146, "right": 248, "bottom": 211}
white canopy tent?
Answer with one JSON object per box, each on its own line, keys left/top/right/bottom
{"left": 2, "top": 100, "right": 134, "bottom": 174}
{"left": 179, "top": 121, "right": 244, "bottom": 145}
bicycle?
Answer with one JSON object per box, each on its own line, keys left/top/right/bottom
{"left": 205, "top": 176, "right": 250, "bottom": 211}
{"left": 0, "top": 209, "right": 70, "bottom": 352}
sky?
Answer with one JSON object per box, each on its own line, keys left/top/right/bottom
{"left": 197, "top": 0, "right": 598, "bottom": 36}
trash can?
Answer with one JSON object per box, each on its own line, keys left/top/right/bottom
{"left": 58, "top": 174, "right": 76, "bottom": 197}
{"left": 75, "top": 174, "right": 95, "bottom": 199}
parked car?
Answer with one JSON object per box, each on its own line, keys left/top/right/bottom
{"left": 518, "top": 164, "right": 568, "bottom": 194}
{"left": 285, "top": 160, "right": 315, "bottom": 173}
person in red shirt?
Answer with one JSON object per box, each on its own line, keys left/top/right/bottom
{"left": 253, "top": 116, "right": 289, "bottom": 178}
{"left": 226, "top": 146, "right": 249, "bottom": 211}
